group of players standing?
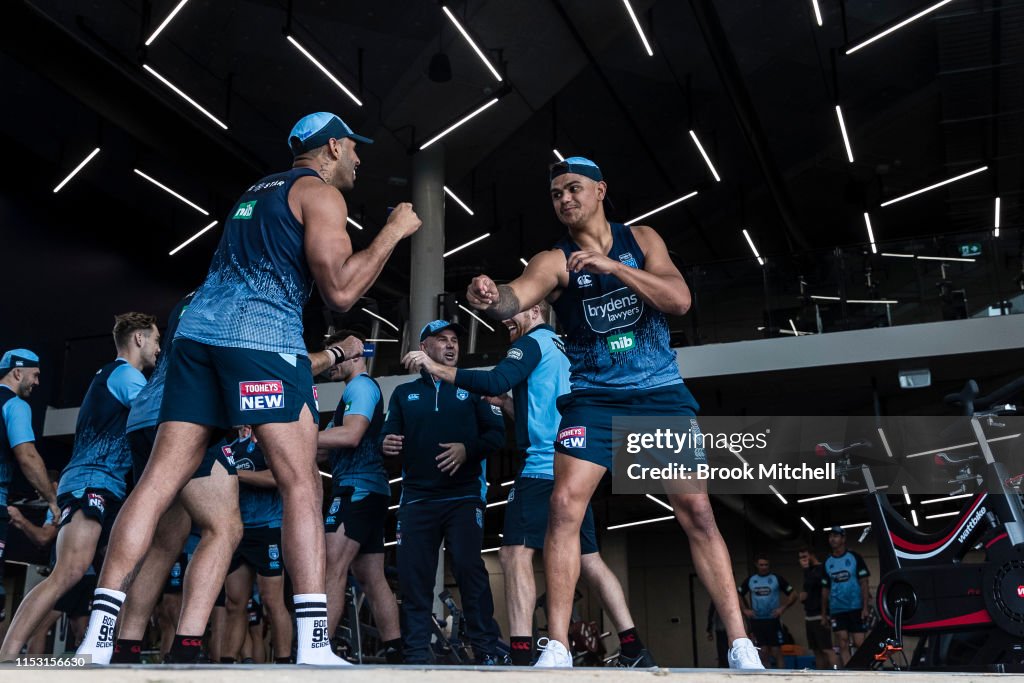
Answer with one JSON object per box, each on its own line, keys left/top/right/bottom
{"left": 0, "top": 111, "right": 770, "bottom": 668}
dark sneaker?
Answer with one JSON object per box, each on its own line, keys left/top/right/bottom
{"left": 617, "top": 649, "right": 657, "bottom": 668}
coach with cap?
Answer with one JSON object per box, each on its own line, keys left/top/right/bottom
{"left": 381, "top": 320, "right": 505, "bottom": 664}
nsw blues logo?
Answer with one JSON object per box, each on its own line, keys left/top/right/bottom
{"left": 329, "top": 497, "right": 341, "bottom": 515}
{"left": 618, "top": 252, "right": 638, "bottom": 269}
{"left": 475, "top": 507, "right": 484, "bottom": 528}
{"left": 456, "top": 389, "right": 469, "bottom": 401}
{"left": 239, "top": 380, "right": 285, "bottom": 411}
{"left": 268, "top": 544, "right": 281, "bottom": 561}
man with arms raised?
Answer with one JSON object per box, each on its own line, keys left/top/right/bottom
{"left": 77, "top": 112, "right": 420, "bottom": 666}
{"left": 466, "top": 157, "right": 761, "bottom": 669}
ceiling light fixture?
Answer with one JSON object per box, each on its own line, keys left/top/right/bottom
{"left": 486, "top": 499, "right": 508, "bottom": 508}
{"left": 920, "top": 492, "right": 974, "bottom": 505}
{"left": 133, "top": 169, "right": 209, "bottom": 214}
{"left": 443, "top": 186, "right": 474, "bottom": 215}
{"left": 811, "top": 0, "right": 824, "bottom": 26}
{"left": 902, "top": 486, "right": 912, "bottom": 505}
{"left": 365, "top": 338, "right": 399, "bottom": 343}
{"left": 810, "top": 295, "right": 842, "bottom": 301}
{"left": 142, "top": 64, "right": 228, "bottom": 130}
{"left": 905, "top": 433, "right": 1018, "bottom": 459}
{"left": 621, "top": 0, "right": 654, "bottom": 56}
{"left": 443, "top": 233, "right": 490, "bottom": 257}
{"left": 53, "top": 147, "right": 100, "bottom": 193}
{"left": 925, "top": 510, "right": 960, "bottom": 520}
{"left": 846, "top": 0, "right": 957, "bottom": 55}
{"left": 420, "top": 98, "right": 500, "bottom": 150}
{"left": 797, "top": 487, "right": 886, "bottom": 503}
{"left": 991, "top": 196, "right": 999, "bottom": 239}
{"left": 916, "top": 255, "right": 975, "bottom": 263}
{"left": 800, "top": 516, "right": 815, "bottom": 531}
{"left": 441, "top": 6, "right": 503, "bottom": 81}
{"left": 742, "top": 229, "right": 764, "bottom": 266}
{"left": 360, "top": 307, "right": 400, "bottom": 332}
{"left": 553, "top": 149, "right": 565, "bottom": 162}
{"left": 389, "top": 477, "right": 403, "bottom": 484}
{"left": 501, "top": 480, "right": 514, "bottom": 487}
{"left": 689, "top": 130, "right": 721, "bottom": 182}
{"left": 911, "top": 509, "right": 919, "bottom": 527}
{"left": 769, "top": 485, "right": 789, "bottom": 505}
{"left": 881, "top": 252, "right": 915, "bottom": 258}
{"left": 878, "top": 428, "right": 894, "bottom": 458}
{"left": 458, "top": 304, "right": 496, "bottom": 332}
{"left": 835, "top": 106, "right": 854, "bottom": 163}
{"left": 346, "top": 217, "right": 364, "bottom": 230}
{"left": 145, "top": 0, "right": 190, "bottom": 45}
{"left": 319, "top": 470, "right": 331, "bottom": 479}
{"left": 863, "top": 213, "right": 877, "bottom": 254}
{"left": 285, "top": 35, "right": 362, "bottom": 106}
{"left": 819, "top": 521, "right": 872, "bottom": 531}
{"left": 847, "top": 299, "right": 898, "bottom": 305}
{"left": 608, "top": 515, "right": 675, "bottom": 531}
{"left": 879, "top": 166, "right": 988, "bottom": 207}
{"left": 627, "top": 191, "right": 698, "bottom": 224}
{"left": 519, "top": 257, "right": 529, "bottom": 267}
{"left": 169, "top": 220, "right": 218, "bottom": 255}
{"left": 645, "top": 494, "right": 674, "bottom": 511}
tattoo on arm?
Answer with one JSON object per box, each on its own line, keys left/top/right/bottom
{"left": 487, "top": 285, "right": 521, "bottom": 320}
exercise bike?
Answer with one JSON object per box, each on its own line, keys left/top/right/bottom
{"left": 843, "top": 377, "right": 1024, "bottom": 671}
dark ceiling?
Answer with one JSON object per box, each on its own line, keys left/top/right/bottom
{"left": 0, "top": 0, "right": 1021, "bottom": 398}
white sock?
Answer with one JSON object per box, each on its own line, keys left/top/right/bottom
{"left": 76, "top": 588, "right": 126, "bottom": 665}
{"left": 294, "top": 593, "right": 350, "bottom": 665}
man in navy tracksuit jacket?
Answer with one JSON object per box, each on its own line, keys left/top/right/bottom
{"left": 381, "top": 320, "right": 505, "bottom": 664}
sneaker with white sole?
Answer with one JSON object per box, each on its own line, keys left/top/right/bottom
{"left": 728, "top": 637, "right": 764, "bottom": 669}
{"left": 533, "top": 638, "right": 573, "bottom": 668}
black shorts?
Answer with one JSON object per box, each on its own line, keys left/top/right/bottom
{"left": 163, "top": 553, "right": 188, "bottom": 595}
{"left": 501, "top": 476, "right": 598, "bottom": 554}
{"left": 129, "top": 427, "right": 238, "bottom": 482}
{"left": 229, "top": 526, "right": 284, "bottom": 577}
{"left": 160, "top": 338, "right": 318, "bottom": 430}
{"left": 749, "top": 617, "right": 784, "bottom": 647}
{"left": 805, "top": 617, "right": 833, "bottom": 650}
{"left": 55, "top": 572, "right": 98, "bottom": 618}
{"left": 830, "top": 609, "right": 867, "bottom": 634}
{"left": 56, "top": 488, "right": 122, "bottom": 541}
{"left": 324, "top": 489, "right": 387, "bottom": 554}
{"left": 556, "top": 384, "right": 701, "bottom": 470}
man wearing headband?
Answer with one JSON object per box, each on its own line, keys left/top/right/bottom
{"left": 78, "top": 112, "right": 421, "bottom": 666}
{"left": 0, "top": 348, "right": 59, "bottom": 620}
{"left": 466, "top": 157, "right": 762, "bottom": 669}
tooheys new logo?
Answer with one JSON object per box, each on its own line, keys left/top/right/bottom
{"left": 582, "top": 287, "right": 644, "bottom": 334}
{"left": 239, "top": 380, "right": 284, "bottom": 410}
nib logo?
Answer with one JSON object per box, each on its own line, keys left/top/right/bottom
{"left": 233, "top": 200, "right": 257, "bottom": 220}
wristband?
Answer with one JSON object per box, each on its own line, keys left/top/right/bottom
{"left": 328, "top": 347, "right": 345, "bottom": 365}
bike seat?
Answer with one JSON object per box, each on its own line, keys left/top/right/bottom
{"left": 934, "top": 452, "right": 980, "bottom": 466}
{"left": 815, "top": 440, "right": 871, "bottom": 457}
{"left": 944, "top": 380, "right": 980, "bottom": 415}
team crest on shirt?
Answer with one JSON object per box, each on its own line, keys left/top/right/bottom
{"left": 456, "top": 389, "right": 469, "bottom": 401}
{"left": 618, "top": 252, "right": 638, "bottom": 269}
{"left": 329, "top": 497, "right": 341, "bottom": 515}
{"left": 239, "top": 380, "right": 285, "bottom": 411}
{"left": 558, "top": 426, "right": 587, "bottom": 449}
{"left": 475, "top": 508, "right": 484, "bottom": 528}
{"left": 506, "top": 348, "right": 524, "bottom": 361}
{"left": 490, "top": 405, "right": 503, "bottom": 416}
{"left": 268, "top": 544, "right": 280, "bottom": 561}
{"left": 408, "top": 393, "right": 420, "bottom": 401}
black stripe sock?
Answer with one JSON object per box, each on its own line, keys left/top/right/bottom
{"left": 111, "top": 639, "right": 142, "bottom": 664}
{"left": 619, "top": 628, "right": 644, "bottom": 658}
{"left": 509, "top": 636, "right": 533, "bottom": 666}
{"left": 169, "top": 634, "right": 204, "bottom": 663}
{"left": 383, "top": 638, "right": 403, "bottom": 664}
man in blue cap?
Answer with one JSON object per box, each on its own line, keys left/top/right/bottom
{"left": 381, "top": 320, "right": 505, "bottom": 664}
{"left": 0, "top": 349, "right": 60, "bottom": 619}
{"left": 466, "top": 157, "right": 761, "bottom": 668}
{"left": 77, "top": 112, "right": 421, "bottom": 666}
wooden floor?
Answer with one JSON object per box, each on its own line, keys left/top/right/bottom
{"left": 3, "top": 664, "right": 1022, "bottom": 681}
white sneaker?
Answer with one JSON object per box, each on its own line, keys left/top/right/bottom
{"left": 533, "top": 638, "right": 573, "bottom": 668}
{"left": 728, "top": 637, "right": 765, "bottom": 670}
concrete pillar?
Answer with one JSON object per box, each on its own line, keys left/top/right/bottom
{"left": 409, "top": 144, "right": 445, "bottom": 353}
{"left": 410, "top": 143, "right": 447, "bottom": 619}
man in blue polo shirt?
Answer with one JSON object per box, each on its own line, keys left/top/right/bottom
{"left": 1, "top": 313, "right": 160, "bottom": 656}
{"left": 382, "top": 320, "right": 505, "bottom": 664}
{"left": 319, "top": 331, "right": 402, "bottom": 662}
{"left": 0, "top": 348, "right": 59, "bottom": 621}
{"left": 822, "top": 526, "right": 871, "bottom": 666}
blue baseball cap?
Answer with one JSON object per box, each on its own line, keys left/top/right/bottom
{"left": 829, "top": 525, "right": 846, "bottom": 536}
{"left": 419, "top": 320, "right": 468, "bottom": 343}
{"left": 550, "top": 156, "right": 603, "bottom": 183}
{"left": 288, "top": 112, "right": 373, "bottom": 155}
{"left": 0, "top": 348, "right": 39, "bottom": 371}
